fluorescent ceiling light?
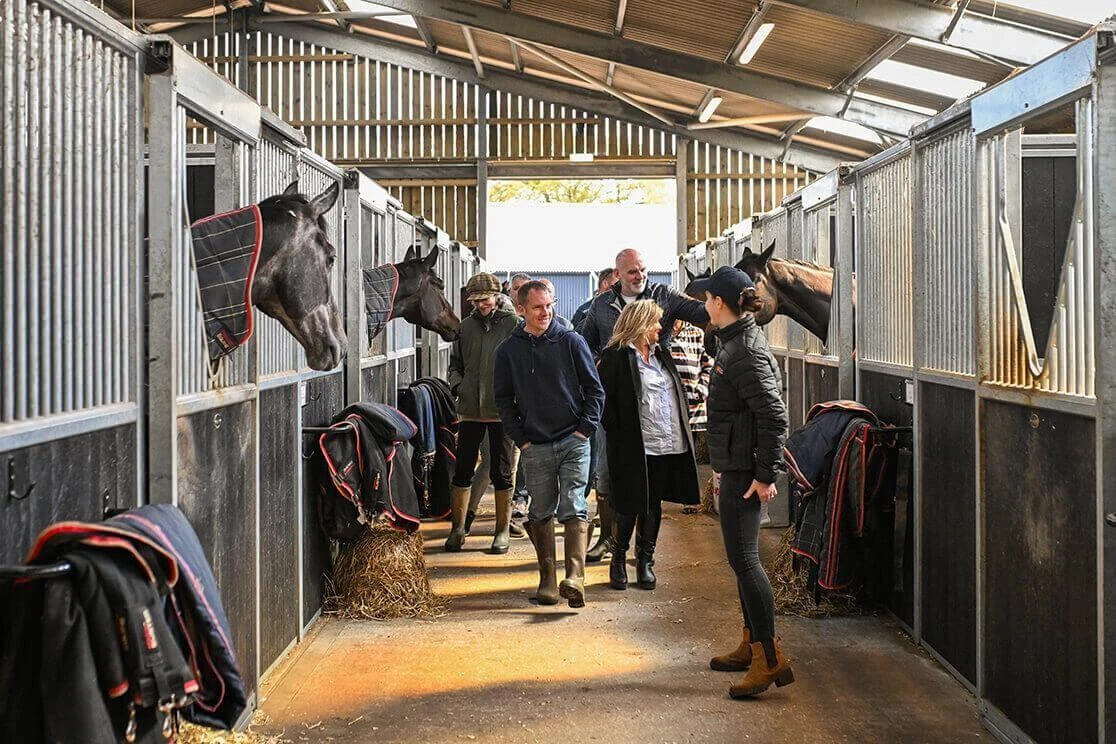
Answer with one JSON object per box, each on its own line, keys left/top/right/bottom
{"left": 738, "top": 23, "right": 775, "bottom": 65}
{"left": 867, "top": 60, "right": 986, "bottom": 101}
{"left": 569, "top": 152, "right": 594, "bottom": 162}
{"left": 697, "top": 96, "right": 723, "bottom": 123}
{"left": 346, "top": 0, "right": 417, "bottom": 28}
{"left": 804, "top": 116, "right": 883, "bottom": 145}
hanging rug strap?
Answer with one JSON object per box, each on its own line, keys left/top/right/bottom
{"left": 190, "top": 205, "right": 263, "bottom": 362}
{"left": 363, "top": 264, "right": 399, "bottom": 343}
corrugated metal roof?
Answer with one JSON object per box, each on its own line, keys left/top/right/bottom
{"left": 743, "top": 4, "right": 893, "bottom": 89}
{"left": 622, "top": 0, "right": 757, "bottom": 62}
{"left": 91, "top": 0, "right": 1096, "bottom": 160}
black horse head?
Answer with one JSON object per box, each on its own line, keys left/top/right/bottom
{"left": 394, "top": 244, "right": 461, "bottom": 342}
{"left": 682, "top": 266, "right": 712, "bottom": 301}
{"left": 253, "top": 181, "right": 347, "bottom": 370}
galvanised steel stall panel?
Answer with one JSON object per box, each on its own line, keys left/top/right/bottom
{"left": 147, "top": 36, "right": 265, "bottom": 705}
{"left": 347, "top": 171, "right": 394, "bottom": 405}
{"left": 752, "top": 208, "right": 790, "bottom": 355}
{"left": 389, "top": 203, "right": 419, "bottom": 390}
{"left": 850, "top": 143, "right": 916, "bottom": 632}
{"left": 969, "top": 33, "right": 1104, "bottom": 744}
{"left": 0, "top": 1, "right": 144, "bottom": 559}
{"left": 909, "top": 104, "right": 979, "bottom": 693}
{"left": 797, "top": 171, "right": 843, "bottom": 411}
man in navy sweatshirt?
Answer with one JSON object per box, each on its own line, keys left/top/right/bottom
{"left": 494, "top": 280, "right": 604, "bottom": 609}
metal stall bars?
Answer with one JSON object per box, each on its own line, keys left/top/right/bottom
{"left": 848, "top": 141, "right": 916, "bottom": 634}
{"left": 146, "top": 36, "right": 265, "bottom": 714}
{"left": 969, "top": 33, "right": 1103, "bottom": 744}
{"left": 388, "top": 197, "right": 419, "bottom": 388}
{"left": 907, "top": 100, "right": 979, "bottom": 698}
{"left": 0, "top": 0, "right": 145, "bottom": 561}
{"left": 344, "top": 169, "right": 397, "bottom": 406}
{"left": 252, "top": 117, "right": 343, "bottom": 677}
{"left": 416, "top": 220, "right": 452, "bottom": 381}
{"left": 798, "top": 170, "right": 845, "bottom": 407}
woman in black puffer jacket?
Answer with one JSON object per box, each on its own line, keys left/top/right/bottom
{"left": 689, "top": 266, "right": 793, "bottom": 699}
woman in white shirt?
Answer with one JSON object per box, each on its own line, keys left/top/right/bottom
{"left": 597, "top": 300, "right": 701, "bottom": 590}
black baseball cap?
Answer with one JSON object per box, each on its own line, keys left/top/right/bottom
{"left": 688, "top": 265, "right": 755, "bottom": 303}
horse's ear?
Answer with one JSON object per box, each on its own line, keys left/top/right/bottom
{"left": 701, "top": 267, "right": 711, "bottom": 278}
{"left": 282, "top": 180, "right": 300, "bottom": 197}
{"left": 424, "top": 245, "right": 440, "bottom": 269}
{"left": 403, "top": 244, "right": 418, "bottom": 262}
{"left": 685, "top": 267, "right": 696, "bottom": 282}
{"left": 759, "top": 240, "right": 776, "bottom": 267}
{"left": 309, "top": 181, "right": 340, "bottom": 218}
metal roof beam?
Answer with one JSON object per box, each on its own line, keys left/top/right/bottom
{"left": 361, "top": 0, "right": 925, "bottom": 136}
{"left": 725, "top": 0, "right": 772, "bottom": 64}
{"left": 614, "top": 0, "right": 628, "bottom": 36}
{"left": 414, "top": 17, "right": 438, "bottom": 53}
{"left": 512, "top": 39, "right": 674, "bottom": 125}
{"left": 264, "top": 21, "right": 846, "bottom": 172}
{"left": 836, "top": 33, "right": 909, "bottom": 91}
{"left": 770, "top": 0, "right": 1069, "bottom": 66}
{"left": 462, "top": 27, "right": 484, "bottom": 78}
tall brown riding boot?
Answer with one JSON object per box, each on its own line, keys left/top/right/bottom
{"left": 559, "top": 519, "right": 589, "bottom": 608}
{"left": 710, "top": 627, "right": 752, "bottom": 672}
{"left": 490, "top": 488, "right": 513, "bottom": 554}
{"left": 729, "top": 639, "right": 795, "bottom": 698}
{"left": 585, "top": 496, "right": 615, "bottom": 563}
{"left": 444, "top": 486, "right": 470, "bottom": 552}
{"left": 526, "top": 518, "right": 560, "bottom": 605}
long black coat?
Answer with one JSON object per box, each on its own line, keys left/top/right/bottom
{"left": 598, "top": 345, "right": 701, "bottom": 516}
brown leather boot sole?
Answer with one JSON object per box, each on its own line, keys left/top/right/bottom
{"left": 728, "top": 666, "right": 795, "bottom": 698}
{"left": 559, "top": 579, "right": 585, "bottom": 608}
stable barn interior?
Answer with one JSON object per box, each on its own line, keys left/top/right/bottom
{"left": 2, "top": 1, "right": 1115, "bottom": 742}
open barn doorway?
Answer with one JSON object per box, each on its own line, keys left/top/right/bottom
{"left": 485, "top": 178, "right": 677, "bottom": 319}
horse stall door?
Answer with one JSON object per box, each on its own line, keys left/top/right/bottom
{"left": 300, "top": 373, "right": 346, "bottom": 626}
{"left": 258, "top": 386, "right": 300, "bottom": 673}
{"left": 918, "top": 382, "right": 976, "bottom": 687}
{"left": 858, "top": 370, "right": 915, "bottom": 629}
{"left": 786, "top": 356, "right": 805, "bottom": 435}
{"left": 804, "top": 362, "right": 839, "bottom": 410}
{"left": 176, "top": 402, "right": 259, "bottom": 692}
{"left": 0, "top": 427, "right": 138, "bottom": 564}
{"left": 981, "top": 402, "right": 1096, "bottom": 743}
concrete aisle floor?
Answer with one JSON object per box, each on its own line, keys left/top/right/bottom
{"left": 257, "top": 496, "right": 985, "bottom": 744}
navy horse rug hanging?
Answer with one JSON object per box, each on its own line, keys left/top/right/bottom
{"left": 363, "top": 264, "right": 398, "bottom": 343}
{"left": 190, "top": 206, "right": 263, "bottom": 362}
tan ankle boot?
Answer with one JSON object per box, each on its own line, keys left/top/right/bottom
{"left": 710, "top": 627, "right": 752, "bottom": 672}
{"left": 490, "top": 488, "right": 512, "bottom": 554}
{"left": 729, "top": 639, "right": 794, "bottom": 698}
{"left": 559, "top": 519, "right": 588, "bottom": 608}
{"left": 526, "top": 518, "right": 560, "bottom": 605}
{"left": 444, "top": 486, "right": 470, "bottom": 552}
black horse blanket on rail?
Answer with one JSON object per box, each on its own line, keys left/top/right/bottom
{"left": 786, "top": 401, "right": 897, "bottom": 594}
{"left": 0, "top": 505, "right": 246, "bottom": 742}
{"left": 363, "top": 264, "right": 398, "bottom": 343}
{"left": 190, "top": 206, "right": 263, "bottom": 362}
{"left": 315, "top": 402, "right": 422, "bottom": 538}
{"left": 399, "top": 377, "right": 457, "bottom": 518}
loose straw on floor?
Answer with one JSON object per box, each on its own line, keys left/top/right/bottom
{"left": 324, "top": 527, "right": 446, "bottom": 620}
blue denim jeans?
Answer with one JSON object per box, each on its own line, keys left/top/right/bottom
{"left": 521, "top": 433, "right": 591, "bottom": 523}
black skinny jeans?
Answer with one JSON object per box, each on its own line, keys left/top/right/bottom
{"left": 718, "top": 469, "right": 776, "bottom": 644}
{"left": 453, "top": 421, "right": 514, "bottom": 490}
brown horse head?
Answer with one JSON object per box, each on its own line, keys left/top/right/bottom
{"left": 253, "top": 181, "right": 347, "bottom": 371}
{"left": 734, "top": 241, "right": 780, "bottom": 326}
{"left": 394, "top": 244, "right": 461, "bottom": 342}
{"left": 735, "top": 240, "right": 834, "bottom": 343}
